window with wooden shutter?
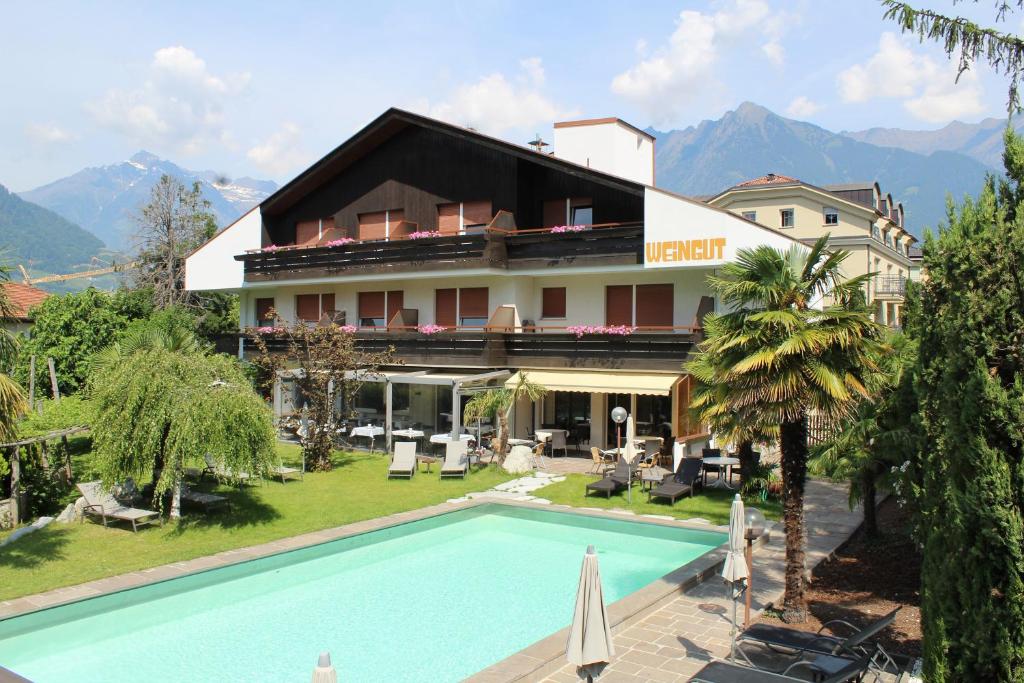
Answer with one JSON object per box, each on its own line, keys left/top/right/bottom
{"left": 462, "top": 200, "right": 492, "bottom": 233}
{"left": 635, "top": 284, "right": 673, "bottom": 329}
{"left": 295, "top": 220, "right": 320, "bottom": 246}
{"left": 543, "top": 199, "right": 567, "bottom": 227}
{"left": 255, "top": 298, "right": 275, "bottom": 326}
{"left": 605, "top": 285, "right": 633, "bottom": 326}
{"left": 459, "top": 287, "right": 489, "bottom": 326}
{"left": 358, "top": 291, "right": 386, "bottom": 327}
{"left": 386, "top": 291, "right": 404, "bottom": 326}
{"left": 321, "top": 293, "right": 335, "bottom": 320}
{"left": 296, "top": 294, "right": 320, "bottom": 322}
{"left": 358, "top": 211, "right": 388, "bottom": 241}
{"left": 437, "top": 203, "right": 460, "bottom": 234}
{"left": 435, "top": 289, "right": 457, "bottom": 328}
{"left": 541, "top": 287, "right": 566, "bottom": 319}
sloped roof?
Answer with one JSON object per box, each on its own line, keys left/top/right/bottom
{"left": 735, "top": 173, "right": 800, "bottom": 187}
{"left": 3, "top": 282, "right": 49, "bottom": 321}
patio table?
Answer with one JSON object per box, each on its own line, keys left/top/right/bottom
{"left": 703, "top": 456, "right": 740, "bottom": 489}
{"left": 350, "top": 425, "right": 385, "bottom": 452}
{"left": 640, "top": 465, "right": 669, "bottom": 491}
{"left": 429, "top": 433, "right": 474, "bottom": 444}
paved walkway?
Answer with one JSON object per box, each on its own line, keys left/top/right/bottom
{"left": 540, "top": 480, "right": 863, "bottom": 683}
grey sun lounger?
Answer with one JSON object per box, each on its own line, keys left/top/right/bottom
{"left": 585, "top": 460, "right": 631, "bottom": 498}
{"left": 692, "top": 655, "right": 872, "bottom": 683}
{"left": 77, "top": 481, "right": 161, "bottom": 532}
{"left": 202, "top": 453, "right": 252, "bottom": 485}
{"left": 649, "top": 457, "right": 703, "bottom": 504}
{"left": 737, "top": 607, "right": 900, "bottom": 666}
{"left": 180, "top": 485, "right": 230, "bottom": 512}
{"left": 439, "top": 441, "right": 469, "bottom": 478}
{"left": 388, "top": 442, "right": 417, "bottom": 479}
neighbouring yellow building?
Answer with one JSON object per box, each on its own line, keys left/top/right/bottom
{"left": 707, "top": 173, "right": 916, "bottom": 327}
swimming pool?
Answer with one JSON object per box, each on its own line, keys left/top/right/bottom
{"left": 0, "top": 504, "right": 725, "bottom": 682}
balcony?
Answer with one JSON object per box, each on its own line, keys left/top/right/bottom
{"left": 237, "top": 325, "right": 695, "bottom": 372}
{"left": 875, "top": 275, "right": 907, "bottom": 298}
{"left": 235, "top": 223, "right": 645, "bottom": 282}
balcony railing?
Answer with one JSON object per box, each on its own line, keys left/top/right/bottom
{"left": 875, "top": 275, "right": 907, "bottom": 297}
{"left": 235, "top": 222, "right": 645, "bottom": 281}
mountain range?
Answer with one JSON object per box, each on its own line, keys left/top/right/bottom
{"left": 19, "top": 151, "right": 277, "bottom": 251}
{"left": 843, "top": 117, "right": 1024, "bottom": 170}
{"left": 650, "top": 102, "right": 996, "bottom": 236}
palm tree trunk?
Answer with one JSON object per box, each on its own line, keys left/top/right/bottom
{"left": 862, "top": 468, "right": 878, "bottom": 538}
{"left": 737, "top": 440, "right": 754, "bottom": 486}
{"left": 496, "top": 410, "right": 511, "bottom": 465}
{"left": 779, "top": 415, "right": 809, "bottom": 623}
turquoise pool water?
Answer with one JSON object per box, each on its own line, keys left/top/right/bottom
{"left": 0, "top": 505, "right": 724, "bottom": 682}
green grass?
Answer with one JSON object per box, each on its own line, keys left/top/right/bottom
{"left": 0, "top": 443, "right": 514, "bottom": 601}
{"left": 534, "top": 473, "right": 782, "bottom": 525}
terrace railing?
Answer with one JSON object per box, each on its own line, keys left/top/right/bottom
{"left": 875, "top": 275, "right": 907, "bottom": 297}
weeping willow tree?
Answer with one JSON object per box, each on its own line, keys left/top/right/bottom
{"left": 89, "top": 348, "right": 276, "bottom": 517}
{"left": 463, "top": 373, "right": 546, "bottom": 465}
{"left": 0, "top": 262, "right": 27, "bottom": 444}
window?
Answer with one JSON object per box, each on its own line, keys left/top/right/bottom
{"left": 295, "top": 220, "right": 321, "bottom": 246}
{"left": 605, "top": 285, "right": 633, "bottom": 326}
{"left": 458, "top": 287, "right": 489, "bottom": 327}
{"left": 357, "top": 209, "right": 405, "bottom": 241}
{"left": 435, "top": 289, "right": 457, "bottom": 328}
{"left": 255, "top": 298, "right": 275, "bottom": 327}
{"left": 570, "top": 205, "right": 593, "bottom": 226}
{"left": 541, "top": 287, "right": 566, "bottom": 319}
{"left": 359, "top": 291, "right": 404, "bottom": 328}
{"left": 635, "top": 284, "right": 674, "bottom": 329}
{"left": 542, "top": 197, "right": 592, "bottom": 227}
{"left": 741, "top": 211, "right": 757, "bottom": 221}
{"left": 437, "top": 200, "right": 492, "bottom": 234}
{"left": 872, "top": 225, "right": 881, "bottom": 240}
{"left": 296, "top": 293, "right": 335, "bottom": 322}
{"left": 884, "top": 232, "right": 893, "bottom": 248}
{"left": 780, "top": 209, "right": 794, "bottom": 228}
{"left": 823, "top": 207, "right": 839, "bottom": 225}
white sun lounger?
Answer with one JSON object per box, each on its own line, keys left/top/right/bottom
{"left": 439, "top": 441, "right": 469, "bottom": 479}
{"left": 76, "top": 481, "right": 161, "bottom": 532}
{"left": 388, "top": 442, "right": 417, "bottom": 479}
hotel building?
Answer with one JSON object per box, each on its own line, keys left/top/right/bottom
{"left": 185, "top": 109, "right": 804, "bottom": 452}
{"left": 706, "top": 174, "right": 916, "bottom": 327}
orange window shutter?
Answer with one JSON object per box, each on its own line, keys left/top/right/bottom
{"left": 437, "top": 203, "right": 460, "bottom": 234}
{"left": 255, "top": 298, "right": 274, "bottom": 323}
{"left": 542, "top": 288, "right": 566, "bottom": 318}
{"left": 605, "top": 285, "right": 633, "bottom": 326}
{"left": 387, "top": 291, "right": 404, "bottom": 323}
{"left": 435, "top": 289, "right": 457, "bottom": 327}
{"left": 635, "top": 284, "right": 674, "bottom": 328}
{"left": 358, "top": 211, "right": 388, "bottom": 241}
{"left": 321, "top": 293, "right": 335, "bottom": 317}
{"left": 358, "top": 291, "right": 385, "bottom": 319}
{"left": 296, "top": 294, "right": 320, "bottom": 322}
{"left": 295, "top": 220, "right": 320, "bottom": 246}
{"left": 462, "top": 200, "right": 492, "bottom": 226}
{"left": 542, "top": 199, "right": 566, "bottom": 227}
{"left": 459, "top": 287, "right": 489, "bottom": 318}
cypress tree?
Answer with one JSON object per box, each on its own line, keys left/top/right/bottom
{"left": 915, "top": 130, "right": 1024, "bottom": 681}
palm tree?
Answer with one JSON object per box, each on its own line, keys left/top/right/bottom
{"left": 0, "top": 262, "right": 27, "bottom": 443}
{"left": 464, "top": 373, "right": 546, "bottom": 465}
{"left": 686, "top": 235, "right": 881, "bottom": 622}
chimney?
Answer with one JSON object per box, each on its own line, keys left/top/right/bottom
{"left": 552, "top": 118, "right": 655, "bottom": 185}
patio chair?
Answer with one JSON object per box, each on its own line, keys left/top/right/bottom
{"left": 549, "top": 430, "right": 568, "bottom": 458}
{"left": 180, "top": 484, "right": 230, "bottom": 512}
{"left": 585, "top": 460, "right": 632, "bottom": 498}
{"left": 691, "top": 655, "right": 872, "bottom": 683}
{"left": 77, "top": 481, "right": 161, "bottom": 532}
{"left": 202, "top": 453, "right": 252, "bottom": 485}
{"left": 439, "top": 441, "right": 469, "bottom": 479}
{"left": 702, "top": 447, "right": 723, "bottom": 486}
{"left": 730, "top": 451, "right": 762, "bottom": 485}
{"left": 388, "top": 441, "right": 417, "bottom": 479}
{"left": 589, "top": 447, "right": 614, "bottom": 474}
{"left": 737, "top": 607, "right": 900, "bottom": 672}
{"left": 648, "top": 457, "right": 703, "bottom": 505}
{"left": 270, "top": 464, "right": 303, "bottom": 484}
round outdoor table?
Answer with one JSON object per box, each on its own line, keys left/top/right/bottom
{"left": 641, "top": 466, "right": 669, "bottom": 491}
{"left": 350, "top": 425, "right": 385, "bottom": 452}
{"left": 703, "top": 456, "right": 740, "bottom": 489}
{"left": 393, "top": 429, "right": 425, "bottom": 439}
{"left": 429, "top": 433, "right": 474, "bottom": 444}
{"left": 416, "top": 455, "right": 438, "bottom": 473}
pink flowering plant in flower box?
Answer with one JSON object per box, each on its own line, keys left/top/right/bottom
{"left": 337, "top": 324, "right": 359, "bottom": 333}
{"left": 549, "top": 225, "right": 590, "bottom": 234}
{"left": 408, "top": 230, "right": 442, "bottom": 239}
{"left": 416, "top": 324, "right": 447, "bottom": 335}
{"left": 262, "top": 244, "right": 282, "bottom": 252}
{"left": 254, "top": 326, "right": 283, "bottom": 334}
{"left": 566, "top": 324, "right": 636, "bottom": 339}
{"left": 323, "top": 238, "right": 355, "bottom": 247}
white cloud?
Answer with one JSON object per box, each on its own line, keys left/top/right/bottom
{"left": 25, "top": 122, "right": 72, "bottom": 143}
{"left": 785, "top": 95, "right": 822, "bottom": 118}
{"left": 413, "top": 58, "right": 578, "bottom": 135}
{"left": 246, "top": 122, "right": 309, "bottom": 176}
{"left": 88, "top": 46, "right": 250, "bottom": 154}
{"left": 610, "top": 0, "right": 792, "bottom": 123}
{"left": 837, "top": 32, "right": 985, "bottom": 122}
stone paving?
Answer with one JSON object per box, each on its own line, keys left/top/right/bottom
{"left": 538, "top": 479, "right": 865, "bottom": 683}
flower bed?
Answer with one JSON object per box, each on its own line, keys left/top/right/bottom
{"left": 323, "top": 238, "right": 355, "bottom": 247}
{"left": 549, "top": 225, "right": 589, "bottom": 234}
{"left": 416, "top": 324, "right": 447, "bottom": 335}
{"left": 565, "top": 324, "right": 636, "bottom": 339}
{"left": 408, "top": 230, "right": 442, "bottom": 239}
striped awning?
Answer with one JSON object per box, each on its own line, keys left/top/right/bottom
{"left": 505, "top": 370, "right": 682, "bottom": 396}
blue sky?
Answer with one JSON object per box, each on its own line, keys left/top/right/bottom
{"left": 1, "top": 0, "right": 1015, "bottom": 190}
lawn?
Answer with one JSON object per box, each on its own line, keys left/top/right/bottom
{"left": 0, "top": 443, "right": 514, "bottom": 601}
{"left": 533, "top": 473, "right": 782, "bottom": 525}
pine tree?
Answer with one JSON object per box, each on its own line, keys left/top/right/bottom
{"left": 914, "top": 129, "right": 1024, "bottom": 681}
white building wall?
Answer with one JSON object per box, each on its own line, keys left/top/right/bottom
{"left": 185, "top": 208, "right": 263, "bottom": 292}
{"left": 553, "top": 120, "right": 654, "bottom": 186}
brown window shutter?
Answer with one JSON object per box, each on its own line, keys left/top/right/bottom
{"left": 542, "top": 199, "right": 566, "bottom": 227}
{"left": 358, "top": 211, "right": 388, "bottom": 241}
{"left": 459, "top": 287, "right": 489, "bottom": 318}
{"left": 321, "top": 293, "right": 335, "bottom": 317}
{"left": 605, "top": 285, "right": 633, "bottom": 326}
{"left": 437, "top": 203, "right": 460, "bottom": 234}
{"left": 462, "top": 200, "right": 492, "bottom": 227}
{"left": 358, "top": 291, "right": 385, "bottom": 319}
{"left": 255, "top": 298, "right": 275, "bottom": 324}
{"left": 676, "top": 376, "right": 692, "bottom": 437}
{"left": 635, "top": 284, "right": 673, "bottom": 328}
{"left": 295, "top": 220, "right": 320, "bottom": 246}
{"left": 386, "top": 291, "right": 404, "bottom": 324}
{"left": 542, "top": 287, "right": 566, "bottom": 319}
{"left": 296, "top": 294, "right": 320, "bottom": 322}
{"left": 435, "top": 289, "right": 457, "bottom": 327}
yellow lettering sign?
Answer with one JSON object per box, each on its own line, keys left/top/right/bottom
{"left": 645, "top": 237, "right": 726, "bottom": 263}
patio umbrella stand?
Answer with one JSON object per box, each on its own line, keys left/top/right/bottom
{"left": 566, "top": 545, "right": 614, "bottom": 681}
{"left": 722, "top": 494, "right": 749, "bottom": 662}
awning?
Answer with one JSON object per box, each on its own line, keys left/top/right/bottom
{"left": 505, "top": 370, "right": 682, "bottom": 396}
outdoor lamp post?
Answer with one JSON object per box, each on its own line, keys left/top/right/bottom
{"left": 611, "top": 406, "right": 629, "bottom": 502}
{"left": 743, "top": 507, "right": 767, "bottom": 627}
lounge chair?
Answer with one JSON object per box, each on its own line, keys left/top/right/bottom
{"left": 202, "top": 453, "right": 252, "bottom": 485}
{"left": 388, "top": 442, "right": 417, "bottom": 479}
{"left": 737, "top": 607, "right": 900, "bottom": 670}
{"left": 439, "top": 441, "right": 469, "bottom": 479}
{"left": 180, "top": 484, "right": 230, "bottom": 512}
{"left": 77, "top": 481, "right": 161, "bottom": 532}
{"left": 649, "top": 457, "right": 703, "bottom": 505}
{"left": 589, "top": 447, "right": 614, "bottom": 474}
{"left": 271, "top": 464, "right": 303, "bottom": 483}
{"left": 585, "top": 460, "right": 632, "bottom": 498}
{"left": 692, "top": 655, "right": 872, "bottom": 683}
